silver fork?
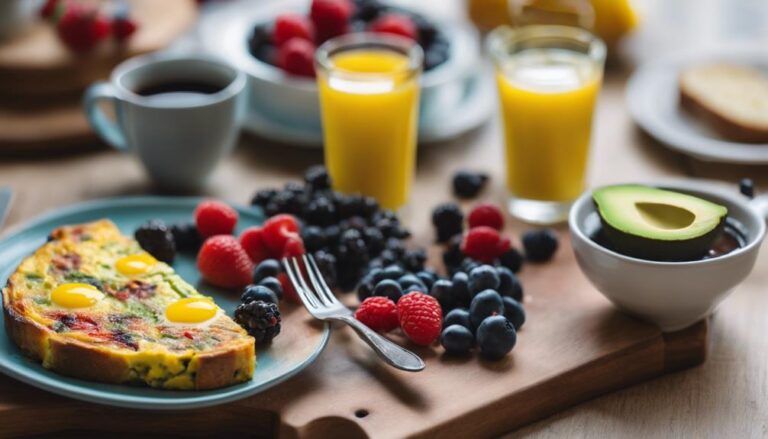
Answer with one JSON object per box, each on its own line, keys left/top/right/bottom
{"left": 283, "top": 255, "right": 425, "bottom": 372}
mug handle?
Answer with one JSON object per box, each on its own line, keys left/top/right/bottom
{"left": 83, "top": 82, "right": 128, "bottom": 151}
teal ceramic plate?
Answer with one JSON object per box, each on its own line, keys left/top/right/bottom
{"left": 0, "top": 197, "right": 330, "bottom": 410}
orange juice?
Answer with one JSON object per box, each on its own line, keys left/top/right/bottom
{"left": 317, "top": 49, "right": 420, "bottom": 210}
{"left": 496, "top": 48, "right": 601, "bottom": 202}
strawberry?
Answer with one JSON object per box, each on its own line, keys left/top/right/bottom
{"left": 273, "top": 13, "right": 315, "bottom": 46}
{"left": 197, "top": 235, "right": 254, "bottom": 289}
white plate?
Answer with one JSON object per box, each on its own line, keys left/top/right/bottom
{"left": 626, "top": 47, "right": 768, "bottom": 164}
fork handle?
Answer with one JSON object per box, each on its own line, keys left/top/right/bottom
{"left": 335, "top": 315, "right": 425, "bottom": 372}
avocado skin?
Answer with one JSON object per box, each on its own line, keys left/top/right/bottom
{"left": 594, "top": 201, "right": 726, "bottom": 262}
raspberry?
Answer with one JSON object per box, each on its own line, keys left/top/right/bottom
{"left": 278, "top": 272, "right": 300, "bottom": 303}
{"left": 276, "top": 38, "right": 316, "bottom": 78}
{"left": 369, "top": 14, "right": 418, "bottom": 40}
{"left": 113, "top": 17, "right": 138, "bottom": 41}
{"left": 239, "top": 226, "right": 271, "bottom": 262}
{"left": 461, "top": 226, "right": 501, "bottom": 263}
{"left": 397, "top": 292, "right": 442, "bottom": 346}
{"left": 195, "top": 200, "right": 239, "bottom": 238}
{"left": 40, "top": 0, "right": 61, "bottom": 19}
{"left": 355, "top": 297, "right": 399, "bottom": 332}
{"left": 262, "top": 214, "right": 301, "bottom": 254}
{"left": 273, "top": 13, "right": 315, "bottom": 46}
{"left": 57, "top": 6, "right": 111, "bottom": 52}
{"left": 310, "top": 0, "right": 353, "bottom": 42}
{"left": 283, "top": 237, "right": 305, "bottom": 258}
{"left": 197, "top": 235, "right": 254, "bottom": 289}
{"left": 468, "top": 203, "right": 504, "bottom": 231}
{"left": 496, "top": 237, "right": 512, "bottom": 255}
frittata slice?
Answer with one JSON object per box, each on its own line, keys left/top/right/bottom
{"left": 2, "top": 220, "right": 255, "bottom": 390}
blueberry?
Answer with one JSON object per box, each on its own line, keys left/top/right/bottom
{"left": 441, "top": 325, "right": 475, "bottom": 356}
{"left": 253, "top": 259, "right": 281, "bottom": 283}
{"left": 476, "top": 315, "right": 517, "bottom": 360}
{"left": 304, "top": 165, "right": 331, "bottom": 191}
{"left": 502, "top": 296, "right": 526, "bottom": 331}
{"left": 357, "top": 275, "right": 375, "bottom": 302}
{"left": 468, "top": 265, "right": 500, "bottom": 295}
{"left": 452, "top": 170, "right": 489, "bottom": 199}
{"left": 398, "top": 274, "right": 427, "bottom": 292}
{"left": 416, "top": 270, "right": 436, "bottom": 290}
{"left": 498, "top": 247, "right": 524, "bottom": 273}
{"left": 496, "top": 266, "right": 523, "bottom": 301}
{"left": 302, "top": 226, "right": 325, "bottom": 252}
{"left": 241, "top": 285, "right": 278, "bottom": 305}
{"left": 366, "top": 267, "right": 385, "bottom": 284}
{"left": 430, "top": 279, "right": 455, "bottom": 310}
{"left": 257, "top": 276, "right": 283, "bottom": 300}
{"left": 469, "top": 290, "right": 504, "bottom": 329}
{"left": 372, "top": 279, "right": 403, "bottom": 303}
{"left": 740, "top": 178, "right": 755, "bottom": 198}
{"left": 443, "top": 308, "right": 472, "bottom": 331}
{"left": 450, "top": 272, "right": 472, "bottom": 309}
{"left": 403, "top": 284, "right": 425, "bottom": 294}
{"left": 522, "top": 229, "right": 559, "bottom": 262}
{"left": 381, "top": 264, "right": 405, "bottom": 281}
{"left": 460, "top": 257, "right": 480, "bottom": 274}
{"left": 431, "top": 203, "right": 464, "bottom": 243}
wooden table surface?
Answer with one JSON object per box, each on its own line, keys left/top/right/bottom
{"left": 1, "top": 0, "right": 768, "bottom": 437}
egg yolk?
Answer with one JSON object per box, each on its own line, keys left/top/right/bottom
{"left": 116, "top": 254, "right": 157, "bottom": 275}
{"left": 165, "top": 298, "right": 218, "bottom": 324}
{"left": 51, "top": 283, "right": 105, "bottom": 309}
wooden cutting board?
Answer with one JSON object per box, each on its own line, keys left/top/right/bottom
{"left": 0, "top": 0, "right": 197, "bottom": 152}
{"left": 0, "top": 232, "right": 707, "bottom": 438}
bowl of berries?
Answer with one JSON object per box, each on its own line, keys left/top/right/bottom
{"left": 198, "top": 0, "right": 484, "bottom": 145}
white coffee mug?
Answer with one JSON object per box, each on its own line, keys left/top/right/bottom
{"left": 84, "top": 53, "right": 246, "bottom": 191}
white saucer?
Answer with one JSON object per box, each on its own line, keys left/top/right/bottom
{"left": 626, "top": 47, "right": 768, "bottom": 164}
{"left": 241, "top": 69, "right": 494, "bottom": 147}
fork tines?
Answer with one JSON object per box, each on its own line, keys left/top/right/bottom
{"left": 282, "top": 255, "right": 340, "bottom": 309}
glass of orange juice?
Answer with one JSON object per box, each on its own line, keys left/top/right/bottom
{"left": 316, "top": 34, "right": 423, "bottom": 210}
{"left": 488, "top": 25, "right": 605, "bottom": 224}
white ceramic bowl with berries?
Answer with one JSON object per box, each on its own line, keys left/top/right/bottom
{"left": 198, "top": 0, "right": 483, "bottom": 145}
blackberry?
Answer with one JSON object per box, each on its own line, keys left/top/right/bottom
{"left": 169, "top": 222, "right": 202, "bottom": 253}
{"left": 304, "top": 165, "right": 331, "bottom": 191}
{"left": 271, "top": 190, "right": 302, "bottom": 215}
{"left": 443, "top": 235, "right": 464, "bottom": 271}
{"left": 284, "top": 181, "right": 305, "bottom": 195}
{"left": 522, "top": 229, "right": 559, "bottom": 262}
{"left": 363, "top": 227, "right": 385, "bottom": 255}
{"left": 135, "top": 220, "right": 176, "bottom": 264}
{"left": 378, "top": 249, "right": 399, "bottom": 266}
{"left": 302, "top": 226, "right": 326, "bottom": 252}
{"left": 324, "top": 225, "right": 341, "bottom": 245}
{"left": 431, "top": 203, "right": 464, "bottom": 243}
{"left": 498, "top": 247, "right": 524, "bottom": 273}
{"left": 241, "top": 285, "right": 278, "bottom": 305}
{"left": 401, "top": 248, "right": 427, "bottom": 272}
{"left": 340, "top": 229, "right": 367, "bottom": 258}
{"left": 441, "top": 325, "right": 474, "bottom": 356}
{"left": 412, "top": 13, "right": 438, "bottom": 46}
{"left": 314, "top": 250, "right": 337, "bottom": 288}
{"left": 234, "top": 300, "right": 281, "bottom": 345}
{"left": 452, "top": 170, "right": 489, "bottom": 199}
{"left": 384, "top": 237, "right": 405, "bottom": 257}
{"left": 250, "top": 188, "right": 277, "bottom": 208}
{"left": 361, "top": 197, "right": 379, "bottom": 218}
{"left": 336, "top": 195, "right": 364, "bottom": 219}
{"left": 354, "top": 0, "right": 385, "bottom": 22}
{"left": 304, "top": 197, "right": 337, "bottom": 226}
{"left": 253, "top": 259, "right": 281, "bottom": 283}
{"left": 476, "top": 315, "right": 516, "bottom": 360}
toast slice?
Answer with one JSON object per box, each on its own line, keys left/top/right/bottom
{"left": 679, "top": 63, "right": 768, "bottom": 143}
{"left": 2, "top": 220, "right": 255, "bottom": 390}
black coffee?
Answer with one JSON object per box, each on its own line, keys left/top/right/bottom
{"left": 136, "top": 81, "right": 224, "bottom": 97}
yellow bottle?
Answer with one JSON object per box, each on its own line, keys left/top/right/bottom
{"left": 317, "top": 38, "right": 422, "bottom": 210}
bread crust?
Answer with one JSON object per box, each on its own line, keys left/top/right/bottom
{"left": 679, "top": 75, "right": 768, "bottom": 144}
{"left": 2, "top": 221, "right": 255, "bottom": 391}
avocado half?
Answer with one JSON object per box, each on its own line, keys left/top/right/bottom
{"left": 592, "top": 185, "right": 728, "bottom": 261}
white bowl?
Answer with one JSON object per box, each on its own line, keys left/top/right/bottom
{"left": 198, "top": 0, "right": 481, "bottom": 132}
{"left": 569, "top": 180, "right": 766, "bottom": 332}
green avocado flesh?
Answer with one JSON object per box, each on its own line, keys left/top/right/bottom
{"left": 592, "top": 185, "right": 728, "bottom": 261}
